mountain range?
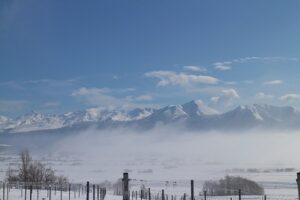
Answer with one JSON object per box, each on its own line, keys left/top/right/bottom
{"left": 1, "top": 100, "right": 300, "bottom": 133}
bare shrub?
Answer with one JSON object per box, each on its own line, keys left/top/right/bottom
{"left": 6, "top": 149, "right": 68, "bottom": 185}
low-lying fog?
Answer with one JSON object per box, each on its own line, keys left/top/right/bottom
{"left": 1, "top": 127, "right": 300, "bottom": 186}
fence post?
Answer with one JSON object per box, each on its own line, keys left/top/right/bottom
{"left": 183, "top": 193, "right": 186, "bottom": 200}
{"left": 60, "top": 186, "right": 62, "bottom": 200}
{"left": 49, "top": 187, "right": 52, "bottom": 200}
{"left": 86, "top": 182, "right": 90, "bottom": 200}
{"left": 203, "top": 191, "right": 206, "bottom": 200}
{"left": 148, "top": 188, "right": 151, "bottom": 200}
{"left": 30, "top": 185, "right": 33, "bottom": 200}
{"left": 297, "top": 172, "right": 300, "bottom": 200}
{"left": 93, "top": 185, "right": 95, "bottom": 200}
{"left": 190, "top": 180, "right": 194, "bottom": 200}
{"left": 69, "top": 185, "right": 71, "bottom": 200}
{"left": 123, "top": 173, "right": 129, "bottom": 200}
{"left": 3, "top": 182, "right": 5, "bottom": 200}
{"left": 162, "top": 190, "right": 164, "bottom": 200}
{"left": 238, "top": 189, "right": 241, "bottom": 200}
{"left": 264, "top": 194, "right": 266, "bottom": 200}
{"left": 25, "top": 185, "right": 27, "bottom": 200}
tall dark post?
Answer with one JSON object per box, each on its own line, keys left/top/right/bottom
{"left": 86, "top": 182, "right": 90, "bottom": 200}
{"left": 49, "top": 187, "right": 52, "bottom": 200}
{"left": 238, "top": 189, "right": 241, "bottom": 200}
{"left": 190, "top": 180, "right": 194, "bottom": 200}
{"left": 183, "top": 193, "right": 186, "bottom": 200}
{"left": 69, "top": 185, "right": 71, "bottom": 200}
{"left": 148, "top": 188, "right": 151, "bottom": 200}
{"left": 93, "top": 185, "right": 95, "bottom": 200}
{"left": 123, "top": 173, "right": 130, "bottom": 200}
{"left": 162, "top": 190, "right": 164, "bottom": 200}
{"left": 3, "top": 183, "right": 5, "bottom": 200}
{"left": 297, "top": 172, "right": 300, "bottom": 200}
{"left": 60, "top": 187, "right": 62, "bottom": 200}
{"left": 264, "top": 194, "right": 267, "bottom": 200}
{"left": 203, "top": 191, "right": 206, "bottom": 200}
{"left": 30, "top": 185, "right": 33, "bottom": 200}
{"left": 25, "top": 185, "right": 27, "bottom": 200}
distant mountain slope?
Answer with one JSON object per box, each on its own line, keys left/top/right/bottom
{"left": 1, "top": 101, "right": 300, "bottom": 133}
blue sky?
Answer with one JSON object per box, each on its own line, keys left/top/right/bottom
{"left": 1, "top": 0, "right": 300, "bottom": 116}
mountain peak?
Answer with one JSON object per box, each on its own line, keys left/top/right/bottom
{"left": 182, "top": 100, "right": 219, "bottom": 116}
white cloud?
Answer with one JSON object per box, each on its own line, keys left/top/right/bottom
{"left": 214, "top": 63, "right": 232, "bottom": 71}
{"left": 211, "top": 89, "right": 240, "bottom": 106}
{"left": 42, "top": 101, "right": 61, "bottom": 108}
{"left": 213, "top": 56, "right": 299, "bottom": 72}
{"left": 183, "top": 65, "right": 207, "bottom": 72}
{"left": 135, "top": 95, "right": 153, "bottom": 101}
{"left": 145, "top": 70, "right": 219, "bottom": 87}
{"left": 224, "top": 81, "right": 237, "bottom": 85}
{"left": 255, "top": 92, "right": 274, "bottom": 99}
{"left": 264, "top": 80, "right": 284, "bottom": 85}
{"left": 279, "top": 94, "right": 300, "bottom": 102}
{"left": 71, "top": 87, "right": 152, "bottom": 109}
{"left": 71, "top": 87, "right": 125, "bottom": 109}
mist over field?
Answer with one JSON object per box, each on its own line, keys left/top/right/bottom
{"left": 1, "top": 127, "right": 300, "bottom": 189}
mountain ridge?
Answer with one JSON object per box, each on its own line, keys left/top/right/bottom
{"left": 1, "top": 101, "right": 300, "bottom": 133}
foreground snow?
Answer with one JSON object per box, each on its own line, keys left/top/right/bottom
{"left": 1, "top": 188, "right": 298, "bottom": 200}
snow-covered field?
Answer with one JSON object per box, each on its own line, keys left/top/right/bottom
{"left": 0, "top": 187, "right": 298, "bottom": 200}
{"left": 1, "top": 130, "right": 300, "bottom": 199}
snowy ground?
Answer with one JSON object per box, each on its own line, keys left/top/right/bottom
{"left": 2, "top": 131, "right": 300, "bottom": 199}
{"left": 0, "top": 188, "right": 298, "bottom": 200}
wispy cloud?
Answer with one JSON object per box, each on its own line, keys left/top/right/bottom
{"left": 211, "top": 89, "right": 240, "bottom": 106}
{"left": 135, "top": 95, "right": 153, "bottom": 101}
{"left": 71, "top": 87, "right": 153, "bottom": 109}
{"left": 279, "top": 94, "right": 300, "bottom": 102}
{"left": 183, "top": 65, "right": 207, "bottom": 72}
{"left": 145, "top": 70, "right": 219, "bottom": 87}
{"left": 213, "top": 56, "right": 299, "bottom": 71}
{"left": 214, "top": 62, "right": 232, "bottom": 71}
{"left": 24, "top": 79, "right": 77, "bottom": 87}
{"left": 264, "top": 80, "right": 284, "bottom": 85}
{"left": 255, "top": 92, "right": 274, "bottom": 100}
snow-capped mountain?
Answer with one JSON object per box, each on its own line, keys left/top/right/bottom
{"left": 1, "top": 101, "right": 300, "bottom": 133}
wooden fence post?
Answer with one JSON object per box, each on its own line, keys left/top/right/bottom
{"left": 297, "top": 172, "right": 300, "bottom": 200}
{"left": 148, "top": 188, "right": 151, "bottom": 200}
{"left": 86, "top": 182, "right": 90, "bottom": 200}
{"left": 93, "top": 185, "right": 95, "bottom": 200}
{"left": 60, "top": 186, "right": 62, "bottom": 200}
{"left": 69, "top": 185, "right": 71, "bottom": 200}
{"left": 3, "top": 182, "right": 5, "bottom": 200}
{"left": 30, "top": 185, "right": 33, "bottom": 200}
{"left": 162, "top": 190, "right": 164, "bottom": 200}
{"left": 190, "top": 180, "right": 194, "bottom": 200}
{"left": 25, "top": 185, "right": 27, "bottom": 200}
{"left": 123, "top": 173, "right": 129, "bottom": 200}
